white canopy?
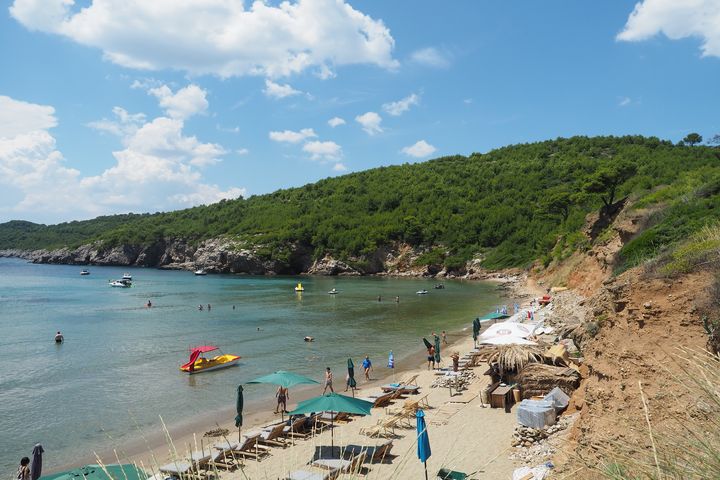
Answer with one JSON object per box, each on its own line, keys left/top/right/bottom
{"left": 480, "top": 336, "right": 538, "bottom": 346}
{"left": 480, "top": 321, "right": 536, "bottom": 340}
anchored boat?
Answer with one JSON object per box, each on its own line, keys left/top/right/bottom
{"left": 294, "top": 282, "right": 304, "bottom": 292}
{"left": 180, "top": 345, "right": 240, "bottom": 374}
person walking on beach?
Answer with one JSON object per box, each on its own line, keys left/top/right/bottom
{"left": 362, "top": 355, "right": 373, "bottom": 381}
{"left": 427, "top": 345, "right": 436, "bottom": 370}
{"left": 17, "top": 457, "right": 30, "bottom": 480}
{"left": 442, "top": 330, "right": 447, "bottom": 345}
{"left": 323, "top": 367, "right": 334, "bottom": 394}
{"left": 275, "top": 386, "right": 289, "bottom": 414}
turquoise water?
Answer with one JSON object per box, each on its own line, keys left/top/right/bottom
{"left": 0, "top": 258, "right": 503, "bottom": 472}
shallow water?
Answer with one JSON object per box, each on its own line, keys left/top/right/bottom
{"left": 0, "top": 257, "right": 503, "bottom": 471}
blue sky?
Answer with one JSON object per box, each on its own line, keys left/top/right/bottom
{"left": 1, "top": 0, "right": 719, "bottom": 224}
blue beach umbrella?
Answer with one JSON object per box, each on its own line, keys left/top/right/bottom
{"left": 417, "top": 409, "right": 431, "bottom": 480}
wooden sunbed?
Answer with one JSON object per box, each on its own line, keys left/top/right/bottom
{"left": 360, "top": 415, "right": 404, "bottom": 438}
{"left": 342, "top": 440, "right": 394, "bottom": 463}
{"left": 159, "top": 450, "right": 211, "bottom": 479}
{"left": 258, "top": 422, "right": 289, "bottom": 447}
{"left": 216, "top": 433, "right": 271, "bottom": 460}
{"left": 286, "top": 467, "right": 339, "bottom": 480}
{"left": 312, "top": 451, "right": 367, "bottom": 475}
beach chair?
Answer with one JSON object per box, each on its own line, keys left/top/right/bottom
{"left": 360, "top": 391, "right": 395, "bottom": 408}
{"left": 318, "top": 411, "right": 350, "bottom": 424}
{"left": 278, "top": 415, "right": 314, "bottom": 440}
{"left": 381, "top": 374, "right": 420, "bottom": 395}
{"left": 343, "top": 440, "right": 394, "bottom": 463}
{"left": 207, "top": 448, "right": 241, "bottom": 471}
{"left": 258, "top": 422, "right": 289, "bottom": 447}
{"left": 312, "top": 451, "right": 367, "bottom": 475}
{"left": 217, "top": 433, "right": 271, "bottom": 460}
{"left": 359, "top": 415, "right": 402, "bottom": 438}
{"left": 159, "top": 450, "right": 212, "bottom": 479}
{"left": 285, "top": 467, "right": 340, "bottom": 480}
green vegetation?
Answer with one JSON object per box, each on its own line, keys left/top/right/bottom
{"left": 2, "top": 135, "right": 720, "bottom": 271}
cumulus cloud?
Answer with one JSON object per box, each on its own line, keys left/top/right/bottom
{"left": 10, "top": 0, "right": 398, "bottom": 78}
{"left": 328, "top": 117, "right": 346, "bottom": 128}
{"left": 264, "top": 79, "right": 302, "bottom": 99}
{"left": 0, "top": 95, "right": 57, "bottom": 138}
{"left": 269, "top": 128, "right": 317, "bottom": 143}
{"left": 148, "top": 84, "right": 209, "bottom": 119}
{"left": 617, "top": 0, "right": 720, "bottom": 57}
{"left": 0, "top": 93, "right": 243, "bottom": 223}
{"left": 332, "top": 162, "right": 347, "bottom": 172}
{"left": 401, "top": 140, "right": 436, "bottom": 158}
{"left": 236, "top": 148, "right": 249, "bottom": 155}
{"left": 302, "top": 140, "right": 342, "bottom": 160}
{"left": 355, "top": 111, "right": 383, "bottom": 135}
{"left": 382, "top": 93, "right": 420, "bottom": 116}
{"left": 410, "top": 47, "right": 451, "bottom": 68}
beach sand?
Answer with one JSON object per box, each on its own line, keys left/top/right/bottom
{"left": 120, "top": 332, "right": 521, "bottom": 479}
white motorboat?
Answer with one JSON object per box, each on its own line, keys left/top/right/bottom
{"left": 328, "top": 288, "right": 339, "bottom": 295}
{"left": 109, "top": 280, "right": 132, "bottom": 288}
{"left": 80, "top": 269, "right": 90, "bottom": 275}
{"left": 416, "top": 289, "right": 429, "bottom": 295}
{"left": 121, "top": 273, "right": 132, "bottom": 280}
{"left": 194, "top": 269, "right": 207, "bottom": 276}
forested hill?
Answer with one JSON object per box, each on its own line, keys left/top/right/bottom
{"left": 2, "top": 135, "right": 719, "bottom": 271}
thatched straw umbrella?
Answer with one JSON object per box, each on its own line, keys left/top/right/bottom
{"left": 487, "top": 344, "right": 544, "bottom": 378}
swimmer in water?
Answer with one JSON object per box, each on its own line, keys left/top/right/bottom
{"left": 54, "top": 331, "right": 64, "bottom": 343}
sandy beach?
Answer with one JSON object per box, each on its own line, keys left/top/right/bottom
{"left": 128, "top": 333, "right": 519, "bottom": 479}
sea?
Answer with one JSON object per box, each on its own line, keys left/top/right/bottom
{"left": 0, "top": 257, "right": 504, "bottom": 472}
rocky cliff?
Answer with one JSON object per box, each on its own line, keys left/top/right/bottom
{"left": 0, "top": 238, "right": 490, "bottom": 278}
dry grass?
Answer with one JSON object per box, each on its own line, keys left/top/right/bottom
{"left": 588, "top": 347, "right": 720, "bottom": 479}
{"left": 486, "top": 344, "right": 544, "bottom": 374}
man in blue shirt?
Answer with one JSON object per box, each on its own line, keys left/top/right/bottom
{"left": 362, "top": 355, "right": 373, "bottom": 381}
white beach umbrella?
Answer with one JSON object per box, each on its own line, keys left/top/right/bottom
{"left": 479, "top": 321, "right": 536, "bottom": 340}
{"left": 480, "top": 336, "right": 537, "bottom": 346}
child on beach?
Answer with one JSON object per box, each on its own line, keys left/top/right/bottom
{"left": 442, "top": 330, "right": 447, "bottom": 345}
{"left": 323, "top": 367, "right": 334, "bottom": 394}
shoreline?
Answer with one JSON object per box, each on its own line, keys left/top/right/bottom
{"left": 64, "top": 330, "right": 475, "bottom": 472}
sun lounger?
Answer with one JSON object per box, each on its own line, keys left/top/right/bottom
{"left": 159, "top": 450, "right": 212, "bottom": 479}
{"left": 286, "top": 467, "right": 339, "bottom": 480}
{"left": 319, "top": 411, "right": 350, "bottom": 423}
{"left": 312, "top": 452, "right": 366, "bottom": 474}
{"left": 207, "top": 449, "right": 241, "bottom": 471}
{"left": 258, "top": 422, "right": 288, "bottom": 447}
{"left": 360, "top": 415, "right": 403, "bottom": 438}
{"left": 217, "top": 433, "right": 271, "bottom": 460}
{"left": 359, "top": 391, "right": 396, "bottom": 408}
{"left": 342, "top": 440, "right": 394, "bottom": 463}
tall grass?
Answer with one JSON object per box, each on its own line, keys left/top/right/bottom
{"left": 592, "top": 347, "right": 720, "bottom": 479}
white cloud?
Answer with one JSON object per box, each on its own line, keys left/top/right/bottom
{"left": 401, "top": 140, "right": 437, "bottom": 158}
{"left": 302, "top": 140, "right": 342, "bottom": 160}
{"left": 269, "top": 128, "right": 317, "bottom": 143}
{"left": 10, "top": 0, "right": 398, "bottom": 78}
{"left": 263, "top": 79, "right": 302, "bottom": 99}
{"left": 0, "top": 95, "right": 57, "bottom": 138}
{"left": 0, "top": 93, "right": 243, "bottom": 223}
{"left": 88, "top": 107, "right": 146, "bottom": 137}
{"left": 617, "top": 0, "right": 720, "bottom": 57}
{"left": 355, "top": 111, "right": 383, "bottom": 135}
{"left": 328, "top": 117, "right": 346, "bottom": 128}
{"left": 332, "top": 162, "right": 347, "bottom": 172}
{"left": 148, "top": 84, "right": 208, "bottom": 120}
{"left": 618, "top": 96, "right": 632, "bottom": 107}
{"left": 382, "top": 93, "right": 420, "bottom": 116}
{"left": 236, "top": 148, "right": 249, "bottom": 155}
{"left": 410, "top": 47, "right": 451, "bottom": 68}
{"left": 316, "top": 64, "right": 336, "bottom": 80}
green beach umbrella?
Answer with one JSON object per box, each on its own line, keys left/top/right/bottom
{"left": 247, "top": 370, "right": 319, "bottom": 388}
{"left": 247, "top": 370, "right": 319, "bottom": 420}
{"left": 289, "top": 393, "right": 374, "bottom": 449}
{"left": 40, "top": 465, "right": 147, "bottom": 480}
{"left": 235, "top": 385, "right": 244, "bottom": 441}
{"left": 347, "top": 358, "right": 357, "bottom": 396}
{"left": 434, "top": 335, "right": 441, "bottom": 366}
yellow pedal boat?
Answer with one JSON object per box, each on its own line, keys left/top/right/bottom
{"left": 180, "top": 345, "right": 240, "bottom": 374}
